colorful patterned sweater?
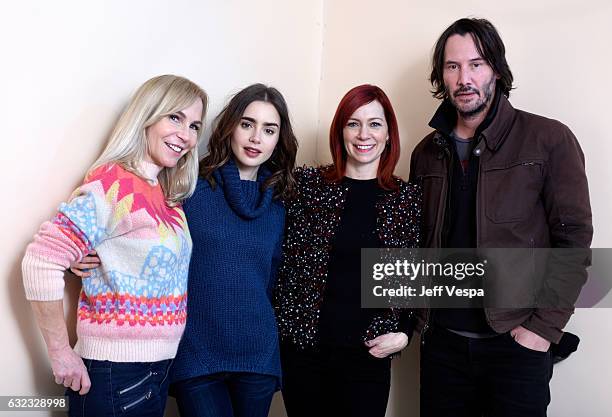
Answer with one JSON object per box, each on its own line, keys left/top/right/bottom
{"left": 22, "top": 164, "right": 192, "bottom": 362}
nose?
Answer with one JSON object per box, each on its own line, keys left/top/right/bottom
{"left": 249, "top": 128, "right": 262, "bottom": 144}
{"left": 357, "top": 125, "right": 369, "bottom": 140}
{"left": 176, "top": 124, "right": 191, "bottom": 143}
{"left": 458, "top": 67, "right": 470, "bottom": 86}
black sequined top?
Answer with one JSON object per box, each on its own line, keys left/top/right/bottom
{"left": 273, "top": 166, "right": 422, "bottom": 350}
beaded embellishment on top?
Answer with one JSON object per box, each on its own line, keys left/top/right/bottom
{"left": 273, "top": 166, "right": 422, "bottom": 350}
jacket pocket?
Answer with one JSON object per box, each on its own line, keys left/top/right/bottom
{"left": 483, "top": 160, "right": 544, "bottom": 223}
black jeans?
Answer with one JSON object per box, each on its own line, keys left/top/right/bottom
{"left": 67, "top": 359, "right": 173, "bottom": 417}
{"left": 281, "top": 344, "right": 391, "bottom": 417}
{"left": 420, "top": 327, "right": 553, "bottom": 417}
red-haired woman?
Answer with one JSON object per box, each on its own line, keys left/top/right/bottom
{"left": 274, "top": 85, "right": 422, "bottom": 417}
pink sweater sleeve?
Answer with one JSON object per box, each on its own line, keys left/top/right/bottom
{"left": 22, "top": 165, "right": 118, "bottom": 301}
{"left": 22, "top": 220, "right": 89, "bottom": 300}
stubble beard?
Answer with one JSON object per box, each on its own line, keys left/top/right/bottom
{"left": 449, "top": 77, "right": 496, "bottom": 120}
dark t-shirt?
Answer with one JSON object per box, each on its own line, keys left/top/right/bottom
{"left": 434, "top": 133, "right": 493, "bottom": 334}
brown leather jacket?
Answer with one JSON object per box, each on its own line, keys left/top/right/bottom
{"left": 409, "top": 95, "right": 592, "bottom": 343}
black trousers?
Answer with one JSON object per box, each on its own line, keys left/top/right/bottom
{"left": 281, "top": 344, "right": 391, "bottom": 417}
{"left": 420, "top": 327, "right": 553, "bottom": 417}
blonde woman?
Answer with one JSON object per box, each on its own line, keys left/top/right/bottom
{"left": 22, "top": 75, "right": 207, "bottom": 417}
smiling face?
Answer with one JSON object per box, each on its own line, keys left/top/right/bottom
{"left": 230, "top": 100, "right": 281, "bottom": 180}
{"left": 144, "top": 98, "right": 203, "bottom": 171}
{"left": 342, "top": 100, "right": 389, "bottom": 179}
{"left": 443, "top": 34, "right": 499, "bottom": 119}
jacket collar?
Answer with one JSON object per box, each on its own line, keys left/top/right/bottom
{"left": 428, "top": 85, "right": 517, "bottom": 153}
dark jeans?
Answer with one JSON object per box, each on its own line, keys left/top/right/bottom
{"left": 281, "top": 344, "right": 391, "bottom": 417}
{"left": 67, "top": 359, "right": 173, "bottom": 417}
{"left": 173, "top": 372, "right": 277, "bottom": 417}
{"left": 420, "top": 327, "right": 553, "bottom": 417}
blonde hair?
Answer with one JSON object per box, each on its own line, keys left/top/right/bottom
{"left": 91, "top": 75, "right": 208, "bottom": 205}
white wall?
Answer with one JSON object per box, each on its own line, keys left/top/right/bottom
{"left": 0, "top": 1, "right": 323, "bottom": 416}
{"left": 2, "top": 1, "right": 610, "bottom": 416}
{"left": 317, "top": 1, "right": 612, "bottom": 416}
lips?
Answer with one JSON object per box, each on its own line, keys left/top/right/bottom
{"left": 165, "top": 142, "right": 184, "bottom": 154}
{"left": 354, "top": 143, "right": 376, "bottom": 153}
{"left": 244, "top": 146, "right": 262, "bottom": 158}
{"left": 455, "top": 89, "right": 479, "bottom": 98}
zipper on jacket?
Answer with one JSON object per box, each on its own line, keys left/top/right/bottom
{"left": 121, "top": 389, "right": 153, "bottom": 412}
{"left": 530, "top": 237, "right": 537, "bottom": 305}
{"left": 475, "top": 135, "right": 483, "bottom": 249}
{"left": 440, "top": 146, "right": 453, "bottom": 247}
{"left": 475, "top": 136, "right": 496, "bottom": 331}
{"left": 118, "top": 371, "right": 156, "bottom": 395}
{"left": 475, "top": 138, "right": 488, "bottom": 329}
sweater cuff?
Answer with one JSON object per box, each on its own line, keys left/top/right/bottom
{"left": 22, "top": 252, "right": 66, "bottom": 301}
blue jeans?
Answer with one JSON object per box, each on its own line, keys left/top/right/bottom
{"left": 173, "top": 372, "right": 277, "bottom": 417}
{"left": 67, "top": 359, "right": 173, "bottom": 417}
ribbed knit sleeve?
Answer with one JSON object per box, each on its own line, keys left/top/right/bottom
{"left": 22, "top": 164, "right": 128, "bottom": 301}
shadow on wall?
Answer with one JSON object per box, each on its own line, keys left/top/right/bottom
{"left": 391, "top": 54, "right": 439, "bottom": 180}
{"left": 388, "top": 55, "right": 439, "bottom": 417}
{"left": 388, "top": 336, "right": 420, "bottom": 417}
{"left": 9, "top": 253, "right": 81, "bottom": 396}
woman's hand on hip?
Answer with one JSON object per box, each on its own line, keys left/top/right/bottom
{"left": 364, "top": 332, "right": 409, "bottom": 358}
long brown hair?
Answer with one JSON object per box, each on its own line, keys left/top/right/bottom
{"left": 430, "top": 18, "right": 514, "bottom": 99}
{"left": 199, "top": 84, "right": 298, "bottom": 200}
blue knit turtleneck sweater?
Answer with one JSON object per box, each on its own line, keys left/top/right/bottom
{"left": 170, "top": 159, "right": 285, "bottom": 387}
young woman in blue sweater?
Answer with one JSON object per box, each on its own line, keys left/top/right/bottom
{"left": 73, "top": 84, "right": 298, "bottom": 417}
{"left": 170, "top": 83, "right": 298, "bottom": 417}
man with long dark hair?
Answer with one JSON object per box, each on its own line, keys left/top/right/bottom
{"left": 410, "top": 18, "right": 592, "bottom": 416}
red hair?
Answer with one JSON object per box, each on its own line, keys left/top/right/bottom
{"left": 323, "top": 84, "right": 400, "bottom": 191}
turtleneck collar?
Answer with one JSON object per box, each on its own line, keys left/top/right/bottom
{"left": 213, "top": 158, "right": 274, "bottom": 219}
{"left": 137, "top": 160, "right": 162, "bottom": 185}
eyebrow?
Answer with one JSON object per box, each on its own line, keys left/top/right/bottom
{"left": 445, "top": 57, "right": 486, "bottom": 64}
{"left": 176, "top": 111, "right": 202, "bottom": 126}
{"left": 242, "top": 116, "right": 279, "bottom": 128}
{"left": 348, "top": 117, "right": 384, "bottom": 122}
